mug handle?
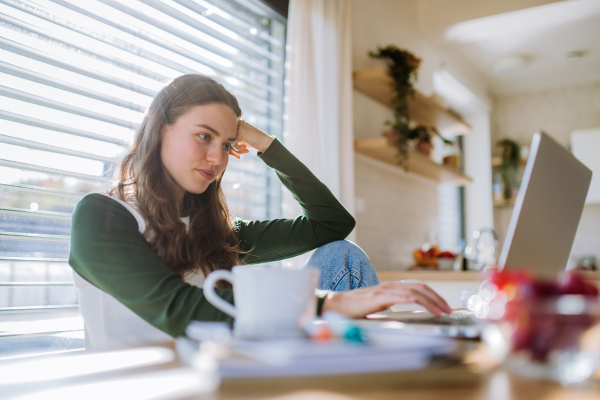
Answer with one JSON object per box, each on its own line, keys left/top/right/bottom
{"left": 203, "top": 270, "right": 237, "bottom": 318}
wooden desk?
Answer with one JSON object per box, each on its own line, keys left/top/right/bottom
{"left": 2, "top": 342, "right": 599, "bottom": 400}
{"left": 219, "top": 371, "right": 600, "bottom": 400}
{"left": 218, "top": 340, "right": 600, "bottom": 400}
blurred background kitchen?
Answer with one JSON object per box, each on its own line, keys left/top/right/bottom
{"left": 351, "top": 0, "right": 600, "bottom": 272}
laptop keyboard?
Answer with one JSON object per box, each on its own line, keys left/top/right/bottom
{"left": 400, "top": 313, "right": 478, "bottom": 326}
{"left": 363, "top": 310, "right": 481, "bottom": 338}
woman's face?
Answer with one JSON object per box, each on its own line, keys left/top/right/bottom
{"left": 160, "top": 103, "right": 238, "bottom": 204}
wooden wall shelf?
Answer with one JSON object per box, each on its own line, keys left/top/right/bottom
{"left": 355, "top": 137, "right": 472, "bottom": 186}
{"left": 353, "top": 67, "right": 471, "bottom": 136}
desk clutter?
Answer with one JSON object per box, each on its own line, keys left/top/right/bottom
{"left": 180, "top": 270, "right": 600, "bottom": 386}
{"left": 181, "top": 314, "right": 456, "bottom": 379}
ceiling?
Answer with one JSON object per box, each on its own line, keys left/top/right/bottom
{"left": 418, "top": 0, "right": 600, "bottom": 95}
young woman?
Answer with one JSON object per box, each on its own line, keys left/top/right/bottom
{"left": 69, "top": 75, "right": 450, "bottom": 351}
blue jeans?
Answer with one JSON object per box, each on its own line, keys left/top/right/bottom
{"left": 302, "top": 241, "right": 379, "bottom": 291}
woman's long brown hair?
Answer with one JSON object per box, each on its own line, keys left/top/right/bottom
{"left": 111, "top": 75, "right": 241, "bottom": 283}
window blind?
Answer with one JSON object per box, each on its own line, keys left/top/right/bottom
{"left": 0, "top": 0, "right": 286, "bottom": 359}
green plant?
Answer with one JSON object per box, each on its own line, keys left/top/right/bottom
{"left": 497, "top": 138, "right": 522, "bottom": 201}
{"left": 369, "top": 45, "right": 450, "bottom": 165}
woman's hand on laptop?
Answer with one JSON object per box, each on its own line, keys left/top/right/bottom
{"left": 321, "top": 282, "right": 452, "bottom": 318}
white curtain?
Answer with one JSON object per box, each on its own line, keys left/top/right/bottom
{"left": 282, "top": 0, "right": 355, "bottom": 259}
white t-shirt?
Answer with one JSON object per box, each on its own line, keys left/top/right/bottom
{"left": 71, "top": 193, "right": 204, "bottom": 351}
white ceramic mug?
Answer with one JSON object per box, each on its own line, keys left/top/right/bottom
{"left": 203, "top": 266, "right": 319, "bottom": 339}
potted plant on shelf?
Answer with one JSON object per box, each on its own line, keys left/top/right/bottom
{"left": 497, "top": 138, "right": 521, "bottom": 201}
{"left": 369, "top": 45, "right": 451, "bottom": 165}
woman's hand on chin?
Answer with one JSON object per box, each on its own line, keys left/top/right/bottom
{"left": 231, "top": 120, "right": 274, "bottom": 157}
{"left": 321, "top": 281, "right": 452, "bottom": 318}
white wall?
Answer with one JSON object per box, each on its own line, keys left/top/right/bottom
{"left": 351, "top": 0, "right": 491, "bottom": 269}
{"left": 491, "top": 82, "right": 600, "bottom": 265}
{"left": 354, "top": 154, "right": 439, "bottom": 269}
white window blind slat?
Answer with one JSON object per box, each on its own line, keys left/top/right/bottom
{"left": 0, "top": 232, "right": 70, "bottom": 242}
{"left": 0, "top": 183, "right": 85, "bottom": 200}
{"left": 0, "top": 134, "right": 119, "bottom": 164}
{"left": 0, "top": 282, "right": 73, "bottom": 286}
{"left": 0, "top": 158, "right": 109, "bottom": 181}
{"left": 0, "top": 207, "right": 72, "bottom": 221}
{"left": 0, "top": 119, "right": 126, "bottom": 159}
{"left": 0, "top": 60, "right": 149, "bottom": 112}
{"left": 0, "top": 96, "right": 136, "bottom": 139}
{"left": 0, "top": 75, "right": 142, "bottom": 124}
{"left": 143, "top": 0, "right": 283, "bottom": 62}
{"left": 0, "top": 111, "right": 132, "bottom": 147}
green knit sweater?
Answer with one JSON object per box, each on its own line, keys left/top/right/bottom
{"left": 69, "top": 138, "right": 355, "bottom": 337}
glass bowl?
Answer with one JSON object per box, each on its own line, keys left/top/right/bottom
{"left": 483, "top": 295, "right": 600, "bottom": 385}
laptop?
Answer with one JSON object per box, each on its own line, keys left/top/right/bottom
{"left": 363, "top": 132, "right": 593, "bottom": 338}
{"left": 497, "top": 132, "right": 592, "bottom": 277}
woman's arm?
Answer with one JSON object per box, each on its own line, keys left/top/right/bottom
{"left": 233, "top": 122, "right": 355, "bottom": 264}
{"left": 322, "top": 282, "right": 452, "bottom": 317}
{"left": 232, "top": 123, "right": 451, "bottom": 316}
{"left": 69, "top": 194, "right": 234, "bottom": 337}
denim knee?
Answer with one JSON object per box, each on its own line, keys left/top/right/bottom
{"left": 303, "top": 240, "right": 379, "bottom": 291}
{"left": 312, "top": 240, "right": 361, "bottom": 256}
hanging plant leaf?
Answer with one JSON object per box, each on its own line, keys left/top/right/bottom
{"left": 368, "top": 45, "right": 451, "bottom": 166}
{"left": 497, "top": 138, "right": 522, "bottom": 201}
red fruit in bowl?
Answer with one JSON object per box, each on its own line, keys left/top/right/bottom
{"left": 583, "top": 284, "right": 599, "bottom": 296}
{"left": 513, "top": 280, "right": 558, "bottom": 301}
{"left": 511, "top": 324, "right": 533, "bottom": 352}
{"left": 559, "top": 273, "right": 599, "bottom": 297}
{"left": 413, "top": 250, "right": 426, "bottom": 261}
{"left": 533, "top": 281, "right": 560, "bottom": 298}
{"left": 528, "top": 323, "right": 555, "bottom": 362}
{"left": 427, "top": 246, "right": 440, "bottom": 258}
{"left": 497, "top": 269, "right": 600, "bottom": 365}
{"left": 438, "top": 251, "right": 455, "bottom": 258}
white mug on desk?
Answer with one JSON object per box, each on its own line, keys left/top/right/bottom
{"left": 203, "top": 266, "right": 319, "bottom": 339}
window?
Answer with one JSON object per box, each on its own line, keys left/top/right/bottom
{"left": 437, "top": 138, "right": 465, "bottom": 255}
{"left": 0, "top": 0, "right": 286, "bottom": 359}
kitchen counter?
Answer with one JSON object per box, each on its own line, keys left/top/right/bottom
{"left": 378, "top": 270, "right": 600, "bottom": 282}
{"left": 377, "top": 270, "right": 600, "bottom": 308}
{"left": 378, "top": 270, "right": 482, "bottom": 282}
